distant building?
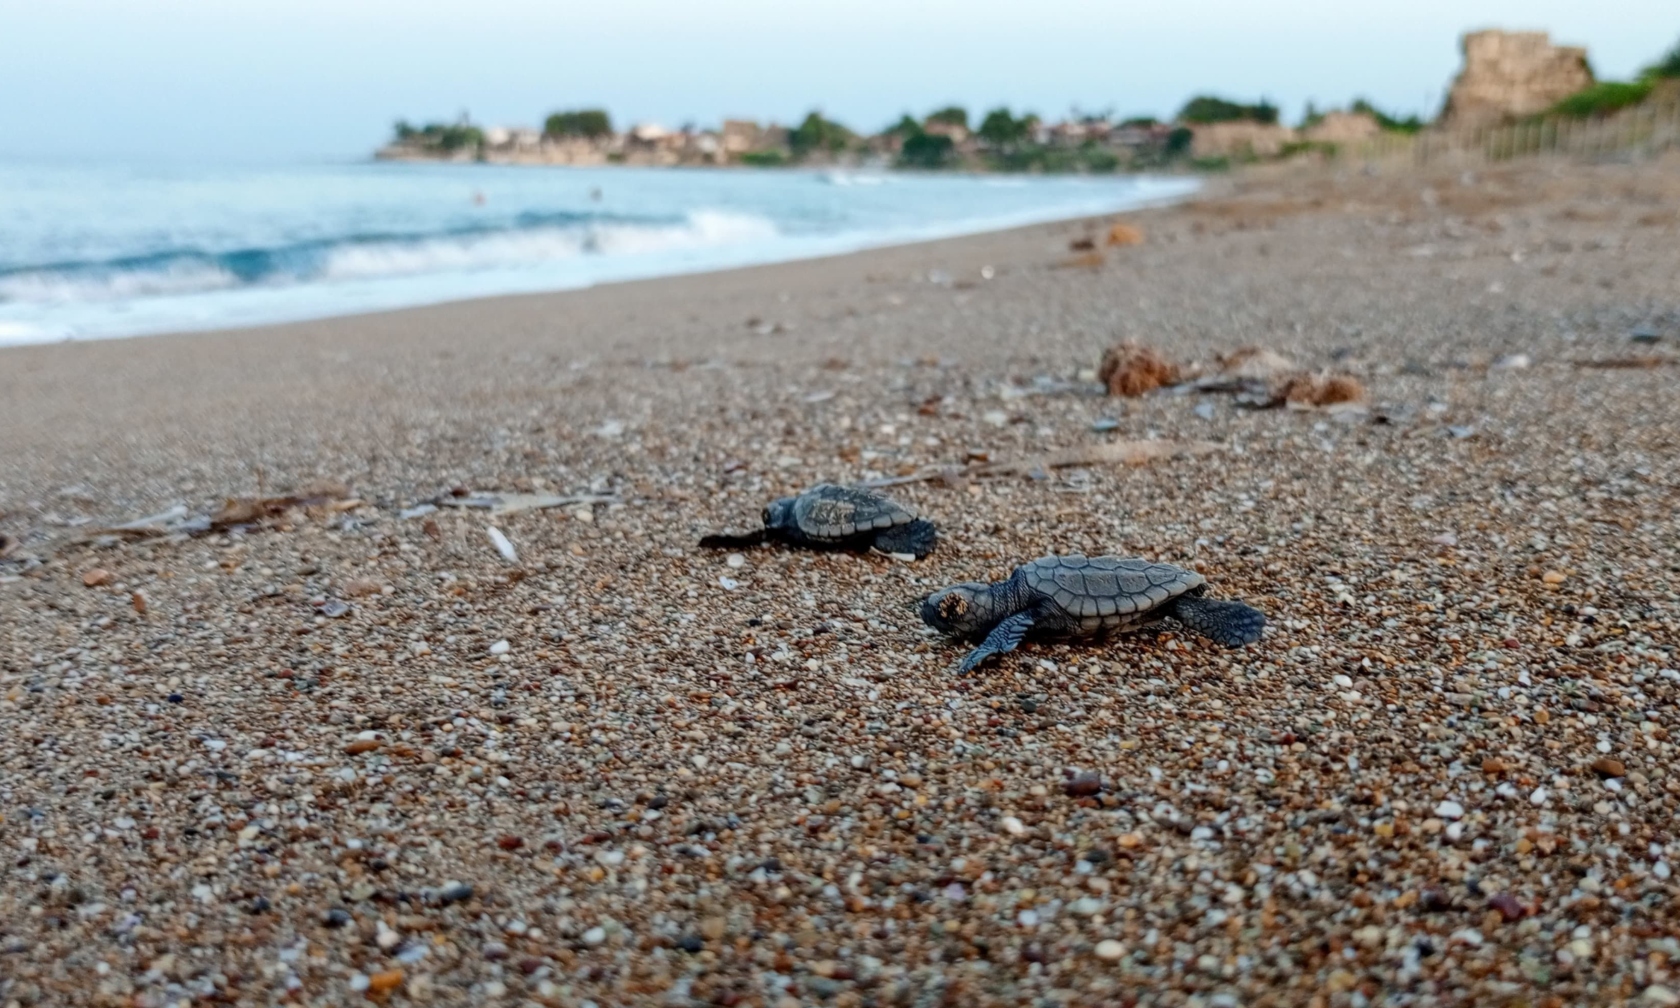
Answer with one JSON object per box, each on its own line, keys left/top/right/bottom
{"left": 721, "top": 120, "right": 762, "bottom": 154}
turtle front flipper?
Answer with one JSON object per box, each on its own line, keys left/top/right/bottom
{"left": 1171, "top": 593, "right": 1265, "bottom": 647}
{"left": 870, "top": 518, "right": 937, "bottom": 559}
{"left": 955, "top": 611, "right": 1036, "bottom": 674}
{"left": 698, "top": 529, "right": 769, "bottom": 549}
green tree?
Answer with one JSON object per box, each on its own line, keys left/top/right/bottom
{"left": 898, "top": 131, "right": 955, "bottom": 168}
{"left": 925, "top": 105, "right": 969, "bottom": 130}
{"left": 884, "top": 114, "right": 922, "bottom": 138}
{"left": 1643, "top": 36, "right": 1680, "bottom": 78}
{"left": 1549, "top": 81, "right": 1655, "bottom": 117}
{"left": 977, "top": 107, "right": 1030, "bottom": 147}
{"left": 1350, "top": 98, "right": 1423, "bottom": 133}
{"left": 544, "top": 109, "right": 613, "bottom": 138}
{"left": 1176, "top": 96, "right": 1278, "bottom": 124}
{"left": 788, "top": 111, "right": 852, "bottom": 158}
{"left": 393, "top": 120, "right": 417, "bottom": 141}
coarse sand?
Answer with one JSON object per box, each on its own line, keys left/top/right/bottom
{"left": 3, "top": 155, "right": 1680, "bottom": 1007}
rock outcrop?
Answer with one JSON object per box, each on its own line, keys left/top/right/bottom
{"left": 1189, "top": 121, "right": 1297, "bottom": 159}
{"left": 1303, "top": 111, "right": 1382, "bottom": 145}
{"left": 1441, "top": 30, "right": 1594, "bottom": 129}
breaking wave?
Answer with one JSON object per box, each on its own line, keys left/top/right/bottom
{"left": 0, "top": 209, "right": 779, "bottom": 305}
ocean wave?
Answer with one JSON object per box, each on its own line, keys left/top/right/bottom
{"left": 0, "top": 209, "right": 779, "bottom": 305}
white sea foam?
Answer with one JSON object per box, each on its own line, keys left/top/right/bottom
{"left": 0, "top": 159, "right": 1196, "bottom": 342}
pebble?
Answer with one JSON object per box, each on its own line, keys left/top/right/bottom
{"left": 1433, "top": 800, "right": 1465, "bottom": 820}
{"left": 488, "top": 639, "right": 510, "bottom": 655}
{"left": 1091, "top": 417, "right": 1121, "bottom": 432}
{"left": 1541, "top": 570, "right": 1567, "bottom": 584}
{"left": 1094, "top": 939, "right": 1125, "bottom": 961}
{"left": 1000, "top": 816, "right": 1026, "bottom": 836}
{"left": 1644, "top": 987, "right": 1680, "bottom": 1007}
{"left": 718, "top": 576, "right": 739, "bottom": 590}
{"left": 725, "top": 553, "right": 746, "bottom": 569}
{"left": 1590, "top": 757, "right": 1626, "bottom": 779}
{"left": 81, "top": 568, "right": 113, "bottom": 587}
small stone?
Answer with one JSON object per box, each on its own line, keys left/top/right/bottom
{"left": 1000, "top": 816, "right": 1026, "bottom": 836}
{"left": 1116, "top": 832, "right": 1144, "bottom": 849}
{"left": 488, "top": 640, "right": 511, "bottom": 655}
{"left": 430, "top": 883, "right": 474, "bottom": 905}
{"left": 1590, "top": 757, "right": 1626, "bottom": 779}
{"left": 366, "top": 970, "right": 404, "bottom": 997}
{"left": 320, "top": 599, "right": 350, "bottom": 618}
{"left": 1094, "top": 939, "right": 1125, "bottom": 961}
{"left": 1091, "top": 417, "right": 1121, "bottom": 432}
{"left": 718, "top": 576, "right": 739, "bottom": 591}
{"left": 344, "top": 739, "right": 382, "bottom": 755}
{"left": 344, "top": 578, "right": 383, "bottom": 597}
{"left": 1541, "top": 570, "right": 1567, "bottom": 585}
{"left": 1645, "top": 987, "right": 1680, "bottom": 1007}
{"left": 322, "top": 908, "right": 352, "bottom": 928}
{"left": 677, "top": 934, "right": 704, "bottom": 953}
{"left": 725, "top": 553, "right": 746, "bottom": 569}
{"left": 82, "top": 568, "right": 113, "bottom": 587}
{"left": 1433, "top": 800, "right": 1465, "bottom": 820}
{"left": 582, "top": 926, "right": 607, "bottom": 946}
{"left": 1063, "top": 772, "right": 1103, "bottom": 798}
{"left": 1481, "top": 758, "right": 1511, "bottom": 775}
{"left": 1193, "top": 402, "right": 1216, "bottom": 421}
{"left": 1488, "top": 893, "right": 1527, "bottom": 922}
{"left": 496, "top": 835, "right": 524, "bottom": 851}
{"left": 982, "top": 410, "right": 1009, "bottom": 427}
{"left": 1529, "top": 787, "right": 1549, "bottom": 805}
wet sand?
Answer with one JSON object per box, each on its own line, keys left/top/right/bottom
{"left": 3, "top": 155, "right": 1680, "bottom": 1007}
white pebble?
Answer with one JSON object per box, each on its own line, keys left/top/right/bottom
{"left": 486, "top": 526, "right": 519, "bottom": 565}
{"left": 1017, "top": 909, "right": 1039, "bottom": 927}
{"left": 1530, "top": 787, "right": 1549, "bottom": 805}
{"left": 582, "top": 926, "right": 606, "bottom": 946}
{"left": 718, "top": 576, "right": 739, "bottom": 591}
{"left": 1433, "top": 800, "right": 1465, "bottom": 820}
{"left": 489, "top": 640, "right": 510, "bottom": 655}
{"left": 725, "top": 553, "right": 746, "bottom": 569}
{"left": 1094, "top": 939, "right": 1125, "bottom": 961}
{"left": 1001, "top": 816, "right": 1026, "bottom": 836}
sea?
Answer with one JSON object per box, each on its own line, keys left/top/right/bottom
{"left": 0, "top": 159, "right": 1197, "bottom": 344}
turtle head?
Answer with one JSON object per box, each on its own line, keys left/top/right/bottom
{"left": 920, "top": 583, "right": 998, "bottom": 639}
{"left": 762, "top": 497, "right": 796, "bottom": 531}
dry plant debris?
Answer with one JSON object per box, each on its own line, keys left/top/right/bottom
{"left": 1098, "top": 341, "right": 1181, "bottom": 397}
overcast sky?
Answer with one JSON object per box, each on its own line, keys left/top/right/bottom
{"left": 2, "top": 0, "right": 1675, "bottom": 162}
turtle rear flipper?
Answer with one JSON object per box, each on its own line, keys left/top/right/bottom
{"left": 699, "top": 529, "right": 769, "bottom": 549}
{"left": 871, "top": 518, "right": 937, "bottom": 559}
{"left": 1172, "top": 593, "right": 1264, "bottom": 647}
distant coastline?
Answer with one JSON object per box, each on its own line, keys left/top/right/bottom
{"left": 378, "top": 29, "right": 1680, "bottom": 174}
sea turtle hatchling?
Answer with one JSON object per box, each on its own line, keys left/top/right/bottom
{"left": 921, "top": 554, "right": 1264, "bottom": 673}
{"left": 699, "top": 484, "right": 937, "bottom": 559}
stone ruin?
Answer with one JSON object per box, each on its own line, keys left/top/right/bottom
{"left": 1440, "top": 29, "right": 1594, "bottom": 129}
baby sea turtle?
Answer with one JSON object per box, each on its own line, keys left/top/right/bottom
{"left": 921, "top": 554, "right": 1264, "bottom": 673}
{"left": 699, "top": 484, "right": 936, "bottom": 559}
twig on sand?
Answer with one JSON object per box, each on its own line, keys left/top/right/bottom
{"left": 857, "top": 440, "right": 1222, "bottom": 488}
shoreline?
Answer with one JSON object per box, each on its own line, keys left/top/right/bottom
{"left": 3, "top": 155, "right": 1680, "bottom": 1006}
{"left": 0, "top": 168, "right": 1197, "bottom": 347}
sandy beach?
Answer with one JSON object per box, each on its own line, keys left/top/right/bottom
{"left": 3, "top": 154, "right": 1680, "bottom": 1007}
